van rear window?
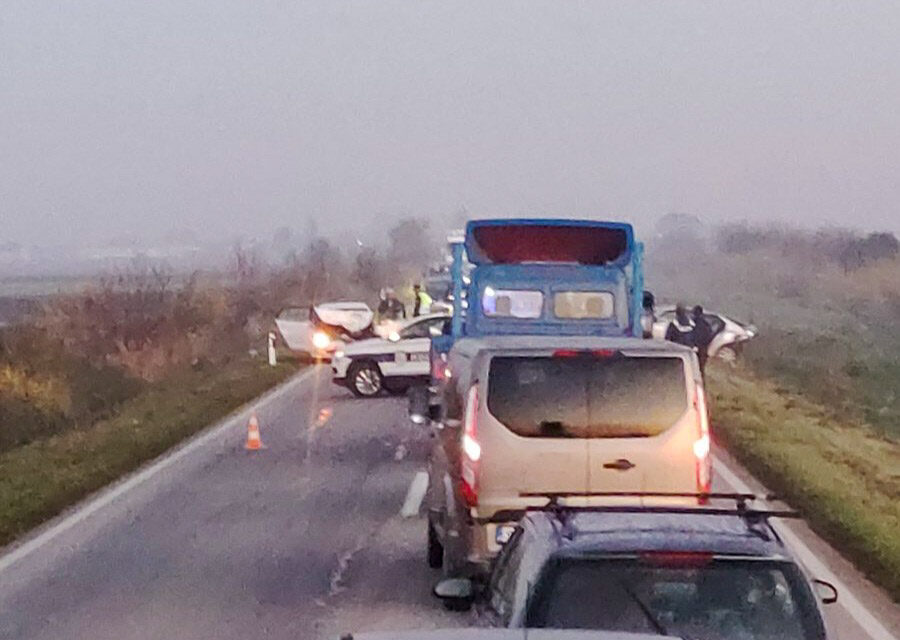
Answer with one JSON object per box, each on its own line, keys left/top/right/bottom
{"left": 487, "top": 355, "right": 687, "bottom": 438}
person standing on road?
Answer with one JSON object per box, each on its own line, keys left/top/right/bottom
{"left": 665, "top": 303, "right": 696, "bottom": 349}
{"left": 376, "top": 288, "right": 389, "bottom": 320}
{"left": 379, "top": 288, "right": 406, "bottom": 321}
{"left": 691, "top": 304, "right": 714, "bottom": 373}
{"left": 641, "top": 290, "right": 657, "bottom": 338}
{"left": 412, "top": 284, "right": 433, "bottom": 317}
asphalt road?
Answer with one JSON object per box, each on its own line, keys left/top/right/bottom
{"left": 0, "top": 366, "right": 897, "bottom": 639}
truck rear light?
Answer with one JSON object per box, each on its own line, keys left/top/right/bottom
{"left": 432, "top": 353, "right": 451, "bottom": 381}
{"left": 461, "top": 385, "right": 480, "bottom": 507}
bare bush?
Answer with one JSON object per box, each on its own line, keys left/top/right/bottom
{"left": 36, "top": 261, "right": 234, "bottom": 380}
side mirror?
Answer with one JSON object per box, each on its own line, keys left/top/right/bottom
{"left": 388, "top": 331, "right": 401, "bottom": 342}
{"left": 433, "top": 577, "right": 474, "bottom": 611}
{"left": 407, "top": 385, "right": 430, "bottom": 424}
{"left": 429, "top": 325, "right": 443, "bottom": 338}
{"left": 813, "top": 579, "right": 838, "bottom": 604}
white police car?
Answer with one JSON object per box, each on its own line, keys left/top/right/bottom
{"left": 331, "top": 312, "right": 450, "bottom": 397}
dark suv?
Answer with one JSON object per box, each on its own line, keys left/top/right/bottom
{"left": 434, "top": 496, "right": 837, "bottom": 640}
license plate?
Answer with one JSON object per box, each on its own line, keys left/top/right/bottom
{"left": 495, "top": 525, "right": 516, "bottom": 545}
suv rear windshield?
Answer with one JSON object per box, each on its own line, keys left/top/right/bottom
{"left": 487, "top": 355, "right": 687, "bottom": 438}
{"left": 527, "top": 557, "right": 823, "bottom": 640}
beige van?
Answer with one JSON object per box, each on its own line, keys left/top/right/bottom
{"left": 423, "top": 335, "right": 711, "bottom": 577}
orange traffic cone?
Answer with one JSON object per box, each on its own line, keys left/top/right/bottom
{"left": 245, "top": 413, "right": 265, "bottom": 450}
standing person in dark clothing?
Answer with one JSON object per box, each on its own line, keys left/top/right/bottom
{"left": 641, "top": 290, "right": 657, "bottom": 338}
{"left": 381, "top": 288, "right": 406, "bottom": 321}
{"left": 691, "top": 305, "right": 714, "bottom": 373}
{"left": 665, "top": 304, "right": 696, "bottom": 348}
{"left": 376, "top": 288, "right": 390, "bottom": 320}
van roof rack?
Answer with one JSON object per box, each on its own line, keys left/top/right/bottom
{"left": 477, "top": 491, "right": 798, "bottom": 525}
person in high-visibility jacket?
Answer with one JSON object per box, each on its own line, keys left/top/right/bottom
{"left": 412, "top": 283, "right": 433, "bottom": 317}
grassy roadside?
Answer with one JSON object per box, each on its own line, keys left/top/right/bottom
{"left": 708, "top": 365, "right": 900, "bottom": 601}
{"left": 0, "top": 357, "right": 300, "bottom": 547}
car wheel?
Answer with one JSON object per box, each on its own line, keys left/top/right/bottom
{"left": 427, "top": 517, "right": 444, "bottom": 569}
{"left": 348, "top": 361, "right": 383, "bottom": 397}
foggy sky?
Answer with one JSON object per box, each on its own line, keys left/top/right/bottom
{"left": 2, "top": 1, "right": 900, "bottom": 246}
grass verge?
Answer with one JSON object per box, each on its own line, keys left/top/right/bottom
{"left": 709, "top": 365, "right": 900, "bottom": 601}
{"left": 0, "top": 357, "right": 300, "bottom": 547}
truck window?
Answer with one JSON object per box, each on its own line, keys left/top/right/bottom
{"left": 553, "top": 291, "right": 615, "bottom": 319}
{"left": 482, "top": 288, "right": 543, "bottom": 319}
{"left": 487, "top": 355, "right": 687, "bottom": 438}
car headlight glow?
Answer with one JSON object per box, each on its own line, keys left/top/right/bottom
{"left": 311, "top": 331, "right": 331, "bottom": 350}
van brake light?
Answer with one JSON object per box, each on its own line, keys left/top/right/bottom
{"left": 461, "top": 385, "right": 480, "bottom": 507}
{"left": 463, "top": 385, "right": 480, "bottom": 462}
{"left": 694, "top": 385, "right": 712, "bottom": 494}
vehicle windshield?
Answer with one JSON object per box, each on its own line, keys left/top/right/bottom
{"left": 487, "top": 355, "right": 688, "bottom": 438}
{"left": 527, "top": 557, "right": 823, "bottom": 640}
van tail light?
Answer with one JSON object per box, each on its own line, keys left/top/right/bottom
{"left": 461, "top": 384, "right": 480, "bottom": 507}
{"left": 694, "top": 385, "right": 712, "bottom": 496}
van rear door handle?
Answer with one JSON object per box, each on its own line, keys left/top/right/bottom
{"left": 603, "top": 458, "right": 636, "bottom": 471}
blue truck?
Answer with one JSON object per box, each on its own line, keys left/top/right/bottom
{"left": 431, "top": 218, "right": 645, "bottom": 370}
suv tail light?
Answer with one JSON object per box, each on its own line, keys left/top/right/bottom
{"left": 694, "top": 385, "right": 712, "bottom": 494}
{"left": 641, "top": 551, "right": 713, "bottom": 568}
{"left": 461, "top": 384, "right": 480, "bottom": 507}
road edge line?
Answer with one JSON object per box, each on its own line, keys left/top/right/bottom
{"left": 0, "top": 365, "right": 321, "bottom": 575}
{"left": 714, "top": 458, "right": 898, "bottom": 640}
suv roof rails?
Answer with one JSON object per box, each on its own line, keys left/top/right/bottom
{"left": 477, "top": 491, "right": 798, "bottom": 526}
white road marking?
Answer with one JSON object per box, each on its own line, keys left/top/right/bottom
{"left": 0, "top": 366, "right": 320, "bottom": 575}
{"left": 400, "top": 470, "right": 429, "bottom": 518}
{"left": 714, "top": 458, "right": 898, "bottom": 640}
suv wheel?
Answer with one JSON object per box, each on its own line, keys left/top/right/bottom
{"left": 427, "top": 517, "right": 444, "bottom": 569}
{"left": 348, "top": 361, "right": 383, "bottom": 397}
